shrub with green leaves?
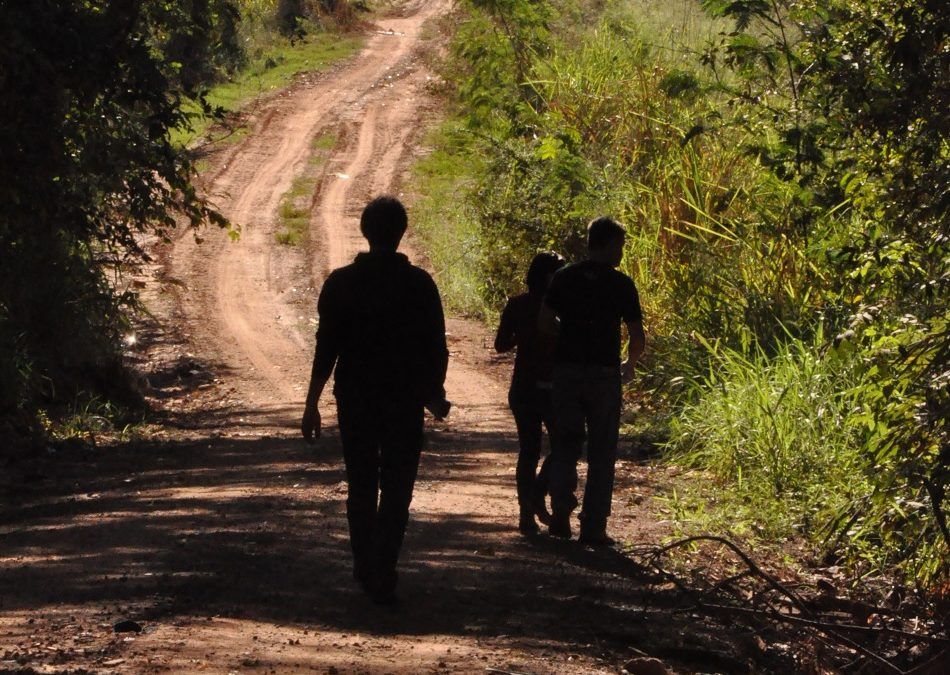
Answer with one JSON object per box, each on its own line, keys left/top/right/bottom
{"left": 696, "top": 0, "right": 949, "bottom": 585}
{"left": 0, "top": 1, "right": 236, "bottom": 435}
{"left": 450, "top": 1, "right": 821, "bottom": 354}
{"left": 0, "top": 0, "right": 364, "bottom": 443}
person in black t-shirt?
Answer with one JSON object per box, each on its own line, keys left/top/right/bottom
{"left": 495, "top": 252, "right": 566, "bottom": 536}
{"left": 539, "top": 217, "right": 645, "bottom": 545}
{"left": 301, "top": 196, "right": 451, "bottom": 604}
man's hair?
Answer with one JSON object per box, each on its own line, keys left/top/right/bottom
{"left": 360, "top": 195, "right": 408, "bottom": 249}
{"left": 587, "top": 216, "right": 626, "bottom": 250}
{"left": 526, "top": 251, "right": 565, "bottom": 295}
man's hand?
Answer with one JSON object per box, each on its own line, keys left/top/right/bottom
{"left": 425, "top": 397, "right": 452, "bottom": 421}
{"left": 622, "top": 320, "right": 645, "bottom": 384}
{"left": 620, "top": 358, "right": 637, "bottom": 383}
{"left": 301, "top": 406, "right": 321, "bottom": 443}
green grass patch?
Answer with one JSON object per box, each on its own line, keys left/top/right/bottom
{"left": 408, "top": 120, "right": 487, "bottom": 317}
{"left": 665, "top": 335, "right": 875, "bottom": 559}
{"left": 275, "top": 176, "right": 314, "bottom": 246}
{"left": 311, "top": 131, "right": 337, "bottom": 151}
{"left": 39, "top": 394, "right": 143, "bottom": 446}
{"left": 274, "top": 228, "right": 303, "bottom": 246}
{"left": 275, "top": 132, "right": 337, "bottom": 246}
{"left": 173, "top": 32, "right": 363, "bottom": 147}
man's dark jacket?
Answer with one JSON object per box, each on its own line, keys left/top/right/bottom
{"left": 310, "top": 251, "right": 448, "bottom": 404}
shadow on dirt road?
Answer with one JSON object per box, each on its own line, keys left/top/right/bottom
{"left": 1, "top": 428, "right": 778, "bottom": 674}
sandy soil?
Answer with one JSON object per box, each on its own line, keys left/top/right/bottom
{"left": 0, "top": 3, "right": 834, "bottom": 674}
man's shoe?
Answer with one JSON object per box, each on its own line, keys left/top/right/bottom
{"left": 519, "top": 513, "right": 539, "bottom": 537}
{"left": 548, "top": 514, "right": 571, "bottom": 539}
{"left": 579, "top": 530, "right": 615, "bottom": 547}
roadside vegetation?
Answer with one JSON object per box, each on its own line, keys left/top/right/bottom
{"left": 173, "top": 25, "right": 363, "bottom": 147}
{"left": 408, "top": 122, "right": 486, "bottom": 316}
{"left": 0, "top": 1, "right": 365, "bottom": 449}
{"left": 414, "top": 0, "right": 948, "bottom": 588}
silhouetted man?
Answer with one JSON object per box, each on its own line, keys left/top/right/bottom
{"left": 540, "top": 217, "right": 645, "bottom": 545}
{"left": 301, "top": 196, "right": 450, "bottom": 603}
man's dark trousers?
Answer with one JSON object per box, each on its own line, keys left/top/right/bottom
{"left": 548, "top": 364, "right": 622, "bottom": 533}
{"left": 509, "top": 384, "right": 553, "bottom": 513}
{"left": 337, "top": 393, "right": 424, "bottom": 594}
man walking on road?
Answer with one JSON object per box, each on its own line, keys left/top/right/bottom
{"left": 301, "top": 196, "right": 450, "bottom": 603}
{"left": 540, "top": 217, "right": 645, "bottom": 545}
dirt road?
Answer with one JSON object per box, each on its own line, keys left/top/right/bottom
{"left": 0, "top": 3, "right": 788, "bottom": 674}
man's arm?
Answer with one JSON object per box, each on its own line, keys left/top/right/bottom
{"left": 622, "top": 319, "right": 645, "bottom": 380}
{"left": 421, "top": 273, "right": 450, "bottom": 419}
{"left": 538, "top": 268, "right": 565, "bottom": 351}
{"left": 301, "top": 356, "right": 331, "bottom": 443}
{"left": 620, "top": 276, "right": 645, "bottom": 381}
{"left": 537, "top": 302, "right": 559, "bottom": 351}
{"left": 301, "top": 279, "right": 341, "bottom": 442}
{"left": 494, "top": 300, "right": 517, "bottom": 353}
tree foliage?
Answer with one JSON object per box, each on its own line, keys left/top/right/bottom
{"left": 700, "top": 0, "right": 949, "bottom": 584}
{"left": 0, "top": 0, "right": 237, "bottom": 432}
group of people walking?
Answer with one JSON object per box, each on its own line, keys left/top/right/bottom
{"left": 496, "top": 218, "right": 644, "bottom": 543}
{"left": 301, "top": 196, "right": 644, "bottom": 604}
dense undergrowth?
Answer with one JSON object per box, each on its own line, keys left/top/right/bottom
{"left": 0, "top": 0, "right": 363, "bottom": 448}
{"left": 415, "top": 0, "right": 948, "bottom": 587}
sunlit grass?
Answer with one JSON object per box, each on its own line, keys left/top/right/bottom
{"left": 666, "top": 335, "right": 874, "bottom": 547}
{"left": 275, "top": 177, "right": 314, "bottom": 246}
{"left": 607, "top": 0, "right": 731, "bottom": 52}
{"left": 407, "top": 121, "right": 487, "bottom": 317}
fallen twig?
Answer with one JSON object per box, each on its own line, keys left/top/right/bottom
{"left": 642, "top": 535, "right": 812, "bottom": 615}
{"left": 700, "top": 569, "right": 754, "bottom": 600}
{"left": 699, "top": 602, "right": 948, "bottom": 645}
{"left": 629, "top": 534, "right": 947, "bottom": 674}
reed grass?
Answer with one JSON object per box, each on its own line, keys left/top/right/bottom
{"left": 668, "top": 334, "right": 874, "bottom": 540}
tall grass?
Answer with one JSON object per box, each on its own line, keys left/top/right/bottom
{"left": 668, "top": 334, "right": 874, "bottom": 539}
{"left": 454, "top": 3, "right": 814, "bottom": 344}
{"left": 408, "top": 122, "right": 487, "bottom": 316}
{"left": 604, "top": 0, "right": 731, "bottom": 51}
